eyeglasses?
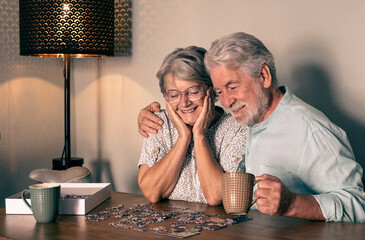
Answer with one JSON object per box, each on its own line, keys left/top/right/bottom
{"left": 164, "top": 86, "right": 206, "bottom": 104}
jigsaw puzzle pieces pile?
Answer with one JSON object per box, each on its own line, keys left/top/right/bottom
{"left": 85, "top": 203, "right": 251, "bottom": 238}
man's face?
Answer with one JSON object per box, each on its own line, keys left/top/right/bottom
{"left": 210, "top": 65, "right": 270, "bottom": 125}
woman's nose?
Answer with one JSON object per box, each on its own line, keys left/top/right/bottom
{"left": 179, "top": 93, "right": 192, "bottom": 106}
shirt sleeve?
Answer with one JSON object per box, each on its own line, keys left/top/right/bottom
{"left": 138, "top": 133, "right": 163, "bottom": 168}
{"left": 298, "top": 126, "right": 365, "bottom": 223}
{"left": 138, "top": 111, "right": 170, "bottom": 168}
{"left": 218, "top": 117, "right": 247, "bottom": 172}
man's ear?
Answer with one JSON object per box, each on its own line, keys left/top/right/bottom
{"left": 260, "top": 64, "right": 272, "bottom": 89}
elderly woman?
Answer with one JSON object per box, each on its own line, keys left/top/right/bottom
{"left": 138, "top": 46, "right": 246, "bottom": 205}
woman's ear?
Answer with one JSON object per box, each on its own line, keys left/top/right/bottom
{"left": 260, "top": 64, "right": 272, "bottom": 89}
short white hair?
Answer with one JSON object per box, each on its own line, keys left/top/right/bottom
{"left": 204, "top": 32, "right": 277, "bottom": 86}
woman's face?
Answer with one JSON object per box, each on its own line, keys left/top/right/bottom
{"left": 164, "top": 74, "right": 206, "bottom": 126}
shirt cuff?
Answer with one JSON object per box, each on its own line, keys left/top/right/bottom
{"left": 313, "top": 193, "right": 342, "bottom": 222}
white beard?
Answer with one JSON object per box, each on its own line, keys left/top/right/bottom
{"left": 229, "top": 83, "right": 270, "bottom": 125}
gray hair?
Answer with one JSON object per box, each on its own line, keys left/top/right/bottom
{"left": 204, "top": 32, "right": 277, "bottom": 86}
{"left": 157, "top": 46, "right": 213, "bottom": 94}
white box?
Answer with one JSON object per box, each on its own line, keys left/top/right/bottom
{"left": 5, "top": 183, "right": 111, "bottom": 215}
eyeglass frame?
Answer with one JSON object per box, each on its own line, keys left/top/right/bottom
{"left": 163, "top": 85, "right": 207, "bottom": 104}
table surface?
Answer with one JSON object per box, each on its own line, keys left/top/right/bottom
{"left": 1, "top": 192, "right": 364, "bottom": 240}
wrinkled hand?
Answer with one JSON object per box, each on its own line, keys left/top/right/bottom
{"left": 166, "top": 102, "right": 192, "bottom": 140}
{"left": 138, "top": 102, "right": 163, "bottom": 138}
{"left": 254, "top": 174, "right": 295, "bottom": 216}
{"left": 192, "top": 88, "right": 215, "bottom": 136}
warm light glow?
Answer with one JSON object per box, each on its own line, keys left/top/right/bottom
{"left": 61, "top": 3, "right": 70, "bottom": 21}
{"left": 63, "top": 3, "right": 70, "bottom": 11}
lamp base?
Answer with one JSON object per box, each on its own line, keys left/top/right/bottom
{"left": 52, "top": 157, "right": 84, "bottom": 170}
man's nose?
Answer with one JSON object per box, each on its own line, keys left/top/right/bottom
{"left": 219, "top": 92, "right": 234, "bottom": 108}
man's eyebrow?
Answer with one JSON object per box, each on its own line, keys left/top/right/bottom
{"left": 214, "top": 80, "right": 239, "bottom": 91}
{"left": 225, "top": 80, "right": 239, "bottom": 87}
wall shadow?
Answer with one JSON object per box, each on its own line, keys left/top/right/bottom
{"left": 290, "top": 63, "right": 365, "bottom": 176}
{"left": 83, "top": 0, "right": 133, "bottom": 193}
{"left": 90, "top": 160, "right": 116, "bottom": 190}
{"left": 129, "top": 171, "right": 142, "bottom": 195}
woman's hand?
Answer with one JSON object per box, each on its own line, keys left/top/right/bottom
{"left": 193, "top": 88, "right": 215, "bottom": 137}
{"left": 166, "top": 102, "right": 192, "bottom": 141}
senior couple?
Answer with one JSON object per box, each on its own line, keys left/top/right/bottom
{"left": 136, "top": 32, "right": 365, "bottom": 223}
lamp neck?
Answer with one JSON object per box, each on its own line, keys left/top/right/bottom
{"left": 64, "top": 54, "right": 71, "bottom": 168}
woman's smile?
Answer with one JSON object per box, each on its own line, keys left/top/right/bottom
{"left": 180, "top": 106, "right": 198, "bottom": 114}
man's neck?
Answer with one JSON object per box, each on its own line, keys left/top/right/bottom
{"left": 258, "top": 87, "right": 284, "bottom": 124}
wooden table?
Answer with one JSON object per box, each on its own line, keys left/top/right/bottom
{"left": 1, "top": 192, "right": 364, "bottom": 239}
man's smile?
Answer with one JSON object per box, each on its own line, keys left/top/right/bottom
{"left": 231, "top": 104, "right": 245, "bottom": 114}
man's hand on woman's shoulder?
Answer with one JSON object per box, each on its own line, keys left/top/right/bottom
{"left": 138, "top": 101, "right": 163, "bottom": 137}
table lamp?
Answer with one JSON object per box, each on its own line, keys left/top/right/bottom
{"left": 19, "top": 0, "right": 115, "bottom": 170}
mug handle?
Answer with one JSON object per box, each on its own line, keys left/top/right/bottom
{"left": 22, "top": 189, "right": 32, "bottom": 210}
{"left": 251, "top": 178, "right": 258, "bottom": 206}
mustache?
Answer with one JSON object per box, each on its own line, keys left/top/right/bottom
{"left": 229, "top": 101, "right": 246, "bottom": 112}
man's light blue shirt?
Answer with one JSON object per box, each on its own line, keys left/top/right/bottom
{"left": 246, "top": 86, "right": 365, "bottom": 223}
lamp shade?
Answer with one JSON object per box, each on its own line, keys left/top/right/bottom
{"left": 19, "top": 0, "right": 114, "bottom": 57}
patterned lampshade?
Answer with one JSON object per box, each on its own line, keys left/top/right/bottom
{"left": 19, "top": 0, "right": 115, "bottom": 57}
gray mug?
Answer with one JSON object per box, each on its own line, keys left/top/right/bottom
{"left": 22, "top": 183, "right": 61, "bottom": 223}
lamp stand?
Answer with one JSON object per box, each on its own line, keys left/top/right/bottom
{"left": 52, "top": 54, "right": 83, "bottom": 170}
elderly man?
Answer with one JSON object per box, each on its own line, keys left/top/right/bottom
{"left": 138, "top": 32, "right": 365, "bottom": 223}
